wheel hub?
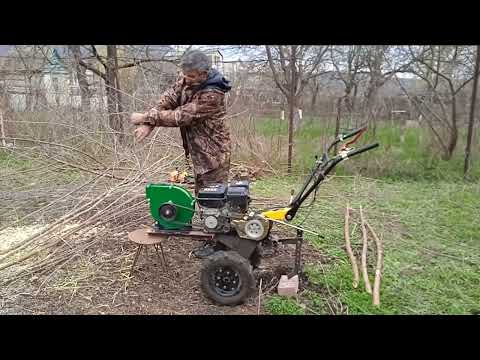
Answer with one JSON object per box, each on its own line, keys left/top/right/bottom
{"left": 159, "top": 203, "right": 177, "bottom": 221}
{"left": 212, "top": 266, "right": 241, "bottom": 296}
{"left": 245, "top": 219, "right": 265, "bottom": 240}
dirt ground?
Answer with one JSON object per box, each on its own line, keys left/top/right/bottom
{"left": 0, "top": 228, "right": 326, "bottom": 315}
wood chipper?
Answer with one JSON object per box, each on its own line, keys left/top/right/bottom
{"left": 128, "top": 125, "right": 379, "bottom": 305}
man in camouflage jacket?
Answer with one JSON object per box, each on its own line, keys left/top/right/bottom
{"left": 130, "top": 50, "right": 232, "bottom": 195}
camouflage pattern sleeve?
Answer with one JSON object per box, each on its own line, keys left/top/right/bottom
{"left": 145, "top": 75, "right": 183, "bottom": 118}
{"left": 145, "top": 90, "right": 225, "bottom": 128}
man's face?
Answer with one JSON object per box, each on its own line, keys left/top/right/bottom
{"left": 182, "top": 69, "right": 208, "bottom": 87}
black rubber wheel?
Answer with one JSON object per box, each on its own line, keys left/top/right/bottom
{"left": 200, "top": 251, "right": 256, "bottom": 306}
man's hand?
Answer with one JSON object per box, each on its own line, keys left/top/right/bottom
{"left": 130, "top": 112, "right": 148, "bottom": 125}
{"left": 134, "top": 124, "right": 154, "bottom": 142}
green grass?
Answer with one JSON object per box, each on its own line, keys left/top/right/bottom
{"left": 0, "top": 150, "right": 81, "bottom": 185}
{"left": 253, "top": 117, "right": 480, "bottom": 181}
{"left": 0, "top": 149, "right": 35, "bottom": 170}
{"left": 252, "top": 176, "right": 480, "bottom": 315}
{"left": 264, "top": 295, "right": 305, "bottom": 315}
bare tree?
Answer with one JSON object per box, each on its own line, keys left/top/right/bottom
{"left": 307, "top": 75, "right": 321, "bottom": 113}
{"left": 330, "top": 46, "right": 368, "bottom": 144}
{"left": 265, "top": 45, "right": 329, "bottom": 173}
{"left": 79, "top": 45, "right": 124, "bottom": 138}
{"left": 400, "top": 46, "right": 476, "bottom": 160}
{"left": 331, "top": 45, "right": 367, "bottom": 114}
{"left": 11, "top": 46, "right": 47, "bottom": 111}
{"left": 71, "top": 45, "right": 182, "bottom": 141}
{"left": 362, "top": 46, "right": 413, "bottom": 133}
{"left": 464, "top": 45, "right": 480, "bottom": 177}
{"left": 67, "top": 45, "right": 91, "bottom": 112}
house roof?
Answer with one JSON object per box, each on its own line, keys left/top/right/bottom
{"left": 0, "top": 45, "right": 13, "bottom": 56}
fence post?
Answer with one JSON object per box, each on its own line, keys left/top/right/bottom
{"left": 0, "top": 108, "right": 6, "bottom": 147}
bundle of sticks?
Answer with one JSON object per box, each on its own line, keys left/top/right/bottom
{"left": 344, "top": 204, "right": 383, "bottom": 306}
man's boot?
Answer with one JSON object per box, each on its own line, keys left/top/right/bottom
{"left": 192, "top": 242, "right": 215, "bottom": 259}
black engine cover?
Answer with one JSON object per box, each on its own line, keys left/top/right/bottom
{"left": 227, "top": 181, "right": 250, "bottom": 213}
{"left": 197, "top": 184, "right": 227, "bottom": 208}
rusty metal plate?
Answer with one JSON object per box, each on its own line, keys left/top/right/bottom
{"left": 129, "top": 227, "right": 215, "bottom": 245}
{"left": 147, "top": 228, "right": 215, "bottom": 239}
{"left": 128, "top": 228, "right": 167, "bottom": 245}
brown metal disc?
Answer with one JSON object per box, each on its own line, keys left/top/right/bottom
{"left": 128, "top": 228, "right": 168, "bottom": 245}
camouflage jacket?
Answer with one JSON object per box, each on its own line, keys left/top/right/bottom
{"left": 145, "top": 69, "right": 232, "bottom": 176}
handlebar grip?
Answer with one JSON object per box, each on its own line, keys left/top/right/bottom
{"left": 346, "top": 142, "right": 379, "bottom": 158}
{"left": 341, "top": 125, "right": 367, "bottom": 141}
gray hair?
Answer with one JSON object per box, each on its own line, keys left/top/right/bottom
{"left": 180, "top": 50, "right": 211, "bottom": 72}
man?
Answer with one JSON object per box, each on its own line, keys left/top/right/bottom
{"left": 130, "top": 49, "right": 231, "bottom": 194}
{"left": 130, "top": 49, "right": 232, "bottom": 257}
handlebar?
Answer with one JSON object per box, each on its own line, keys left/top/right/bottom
{"left": 327, "top": 125, "right": 367, "bottom": 153}
{"left": 343, "top": 142, "right": 379, "bottom": 159}
{"left": 286, "top": 140, "right": 379, "bottom": 221}
{"left": 340, "top": 125, "right": 368, "bottom": 141}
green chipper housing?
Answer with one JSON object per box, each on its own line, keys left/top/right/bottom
{"left": 146, "top": 183, "right": 196, "bottom": 230}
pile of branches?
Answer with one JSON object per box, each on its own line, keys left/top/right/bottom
{"left": 0, "top": 118, "right": 276, "bottom": 293}
{"left": 0, "top": 118, "right": 188, "bottom": 288}
{"left": 344, "top": 204, "right": 384, "bottom": 306}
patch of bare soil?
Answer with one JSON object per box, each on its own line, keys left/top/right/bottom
{"left": 0, "top": 228, "right": 327, "bottom": 315}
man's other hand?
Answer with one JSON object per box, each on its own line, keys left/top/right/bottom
{"left": 134, "top": 124, "right": 154, "bottom": 142}
{"left": 130, "top": 112, "right": 148, "bottom": 125}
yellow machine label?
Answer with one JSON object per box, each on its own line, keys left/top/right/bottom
{"left": 261, "top": 207, "right": 291, "bottom": 221}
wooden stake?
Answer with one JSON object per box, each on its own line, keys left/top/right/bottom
{"left": 0, "top": 109, "right": 6, "bottom": 147}
{"left": 366, "top": 221, "right": 383, "bottom": 306}
{"left": 359, "top": 206, "right": 372, "bottom": 294}
{"left": 344, "top": 205, "right": 359, "bottom": 288}
{"left": 257, "top": 278, "right": 263, "bottom": 315}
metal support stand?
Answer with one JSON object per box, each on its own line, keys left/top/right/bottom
{"left": 294, "top": 230, "right": 304, "bottom": 275}
{"left": 154, "top": 243, "right": 168, "bottom": 271}
{"left": 129, "top": 245, "right": 144, "bottom": 278}
{"left": 128, "top": 229, "right": 170, "bottom": 278}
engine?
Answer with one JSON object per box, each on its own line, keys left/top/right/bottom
{"left": 197, "top": 180, "right": 251, "bottom": 233}
{"left": 146, "top": 180, "right": 271, "bottom": 241}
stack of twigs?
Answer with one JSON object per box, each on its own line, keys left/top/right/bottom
{"left": 0, "top": 122, "right": 188, "bottom": 288}
{"left": 344, "top": 204, "right": 384, "bottom": 306}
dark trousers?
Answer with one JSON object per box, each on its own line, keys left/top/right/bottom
{"left": 194, "top": 165, "right": 229, "bottom": 196}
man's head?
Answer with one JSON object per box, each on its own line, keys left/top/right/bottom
{"left": 180, "top": 50, "right": 211, "bottom": 87}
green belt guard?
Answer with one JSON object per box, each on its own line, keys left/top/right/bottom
{"left": 146, "top": 183, "right": 196, "bottom": 230}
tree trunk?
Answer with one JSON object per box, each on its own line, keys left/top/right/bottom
{"left": 287, "top": 94, "right": 295, "bottom": 174}
{"left": 364, "top": 83, "right": 379, "bottom": 136}
{"left": 113, "top": 50, "right": 125, "bottom": 143}
{"left": 310, "top": 82, "right": 320, "bottom": 114}
{"left": 292, "top": 104, "right": 301, "bottom": 132}
{"left": 287, "top": 46, "right": 298, "bottom": 174}
{"left": 444, "top": 95, "right": 458, "bottom": 160}
{"left": 0, "top": 108, "right": 6, "bottom": 147}
{"left": 105, "top": 45, "right": 123, "bottom": 140}
{"left": 352, "top": 83, "right": 359, "bottom": 127}
{"left": 68, "top": 45, "right": 91, "bottom": 112}
{"left": 343, "top": 86, "right": 354, "bottom": 128}
{"left": 464, "top": 45, "right": 480, "bottom": 178}
{"left": 25, "top": 76, "right": 33, "bottom": 111}
{"left": 334, "top": 97, "right": 342, "bottom": 154}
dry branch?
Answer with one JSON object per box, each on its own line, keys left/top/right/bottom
{"left": 344, "top": 205, "right": 359, "bottom": 288}
{"left": 257, "top": 278, "right": 263, "bottom": 315}
{"left": 365, "top": 221, "right": 383, "bottom": 306}
{"left": 359, "top": 206, "right": 372, "bottom": 294}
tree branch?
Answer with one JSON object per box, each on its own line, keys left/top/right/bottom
{"left": 91, "top": 45, "right": 107, "bottom": 69}
{"left": 117, "top": 58, "right": 178, "bottom": 69}
{"left": 77, "top": 59, "right": 106, "bottom": 80}
{"left": 265, "top": 45, "right": 288, "bottom": 97}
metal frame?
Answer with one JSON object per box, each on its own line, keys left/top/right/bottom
{"left": 129, "top": 242, "right": 169, "bottom": 278}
